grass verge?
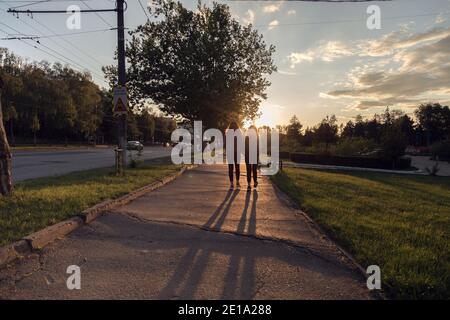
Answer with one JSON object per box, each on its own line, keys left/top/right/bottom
{"left": 11, "top": 145, "right": 109, "bottom": 152}
{"left": 0, "top": 164, "right": 181, "bottom": 247}
{"left": 271, "top": 168, "right": 450, "bottom": 299}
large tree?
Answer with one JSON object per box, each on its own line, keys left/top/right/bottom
{"left": 286, "top": 115, "right": 303, "bottom": 142}
{"left": 0, "top": 75, "right": 13, "bottom": 196}
{"left": 117, "top": 0, "right": 276, "bottom": 129}
{"left": 314, "top": 115, "right": 339, "bottom": 150}
{"left": 415, "top": 103, "right": 450, "bottom": 145}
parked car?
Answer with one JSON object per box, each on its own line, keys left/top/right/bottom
{"left": 127, "top": 141, "right": 144, "bottom": 151}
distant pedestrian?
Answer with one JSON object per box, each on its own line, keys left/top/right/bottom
{"left": 245, "top": 125, "right": 259, "bottom": 190}
{"left": 226, "top": 121, "right": 241, "bottom": 189}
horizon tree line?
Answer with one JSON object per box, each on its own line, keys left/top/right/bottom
{"left": 280, "top": 104, "right": 450, "bottom": 160}
{"left": 0, "top": 47, "right": 176, "bottom": 146}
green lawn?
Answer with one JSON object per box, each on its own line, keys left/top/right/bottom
{"left": 11, "top": 145, "right": 107, "bottom": 152}
{"left": 0, "top": 164, "right": 180, "bottom": 247}
{"left": 271, "top": 168, "right": 450, "bottom": 299}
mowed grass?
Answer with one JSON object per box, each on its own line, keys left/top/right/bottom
{"left": 0, "top": 164, "right": 181, "bottom": 247}
{"left": 271, "top": 168, "right": 450, "bottom": 299}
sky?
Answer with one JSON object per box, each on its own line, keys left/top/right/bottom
{"left": 1, "top": 0, "right": 450, "bottom": 128}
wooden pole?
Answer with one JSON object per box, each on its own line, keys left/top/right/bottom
{"left": 0, "top": 75, "right": 13, "bottom": 196}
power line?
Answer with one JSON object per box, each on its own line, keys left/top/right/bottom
{"left": 0, "top": 26, "right": 11, "bottom": 35}
{"left": 31, "top": 16, "right": 110, "bottom": 66}
{"left": 5, "top": 0, "right": 95, "bottom": 9}
{"left": 0, "top": 0, "right": 91, "bottom": 2}
{"left": 253, "top": 11, "right": 450, "bottom": 28}
{"left": 138, "top": 0, "right": 150, "bottom": 21}
{"left": 225, "top": 0, "right": 390, "bottom": 2}
{"left": 1, "top": 27, "right": 114, "bottom": 40}
{"left": 0, "top": 1, "right": 111, "bottom": 82}
{"left": 80, "top": 0, "right": 114, "bottom": 28}
{"left": 4, "top": 2, "right": 117, "bottom": 69}
{"left": 6, "top": 0, "right": 48, "bottom": 10}
{"left": 36, "top": 40, "right": 106, "bottom": 80}
{"left": 1, "top": 4, "right": 103, "bottom": 74}
{"left": 0, "top": 5, "right": 121, "bottom": 83}
{"left": 1, "top": 0, "right": 128, "bottom": 171}
{"left": 19, "top": 37, "right": 108, "bottom": 85}
{"left": 0, "top": 17, "right": 107, "bottom": 84}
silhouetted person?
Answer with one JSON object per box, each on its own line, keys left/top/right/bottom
{"left": 226, "top": 121, "right": 241, "bottom": 189}
{"left": 245, "top": 125, "right": 259, "bottom": 190}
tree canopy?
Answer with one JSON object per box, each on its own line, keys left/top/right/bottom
{"left": 415, "top": 103, "right": 450, "bottom": 144}
{"left": 116, "top": 0, "right": 276, "bottom": 129}
{"left": 0, "top": 48, "right": 174, "bottom": 145}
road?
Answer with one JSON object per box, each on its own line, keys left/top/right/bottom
{"left": 12, "top": 146, "right": 172, "bottom": 181}
{"left": 409, "top": 155, "right": 450, "bottom": 176}
{"left": 0, "top": 165, "right": 374, "bottom": 299}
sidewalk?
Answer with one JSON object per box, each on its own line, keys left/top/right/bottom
{"left": 0, "top": 165, "right": 373, "bottom": 299}
{"left": 283, "top": 156, "right": 450, "bottom": 177}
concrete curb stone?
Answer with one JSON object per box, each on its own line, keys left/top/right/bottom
{"left": 0, "top": 165, "right": 192, "bottom": 268}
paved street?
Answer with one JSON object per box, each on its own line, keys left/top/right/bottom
{"left": 0, "top": 165, "right": 373, "bottom": 299}
{"left": 409, "top": 156, "right": 450, "bottom": 176}
{"left": 12, "top": 146, "right": 172, "bottom": 181}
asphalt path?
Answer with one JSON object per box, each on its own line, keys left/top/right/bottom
{"left": 12, "top": 146, "right": 172, "bottom": 181}
{"left": 0, "top": 165, "right": 374, "bottom": 299}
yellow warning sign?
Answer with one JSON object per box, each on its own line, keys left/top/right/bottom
{"left": 113, "top": 87, "right": 127, "bottom": 115}
{"left": 115, "top": 97, "right": 126, "bottom": 112}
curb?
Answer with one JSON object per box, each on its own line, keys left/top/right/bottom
{"left": 24, "top": 217, "right": 83, "bottom": 250}
{"left": 0, "top": 165, "right": 194, "bottom": 268}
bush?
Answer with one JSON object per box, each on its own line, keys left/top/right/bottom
{"left": 298, "top": 144, "right": 335, "bottom": 155}
{"left": 430, "top": 140, "right": 450, "bottom": 161}
{"left": 279, "top": 151, "right": 290, "bottom": 159}
{"left": 290, "top": 152, "right": 411, "bottom": 170}
{"left": 334, "top": 137, "right": 377, "bottom": 156}
{"left": 380, "top": 126, "right": 408, "bottom": 166}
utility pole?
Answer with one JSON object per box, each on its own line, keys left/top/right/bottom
{"left": 8, "top": 3, "right": 128, "bottom": 173}
{"left": 0, "top": 75, "right": 13, "bottom": 196}
{"left": 117, "top": 0, "right": 127, "bottom": 170}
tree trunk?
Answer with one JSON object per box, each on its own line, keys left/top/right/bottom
{"left": 0, "top": 87, "right": 13, "bottom": 196}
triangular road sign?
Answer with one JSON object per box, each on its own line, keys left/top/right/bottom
{"left": 113, "top": 86, "right": 127, "bottom": 115}
{"left": 115, "top": 97, "right": 126, "bottom": 112}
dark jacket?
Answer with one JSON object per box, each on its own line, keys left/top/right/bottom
{"left": 245, "top": 133, "right": 259, "bottom": 164}
{"left": 225, "top": 129, "right": 244, "bottom": 164}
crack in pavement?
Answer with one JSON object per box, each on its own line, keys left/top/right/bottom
{"left": 115, "top": 210, "right": 353, "bottom": 271}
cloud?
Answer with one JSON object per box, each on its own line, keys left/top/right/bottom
{"left": 288, "top": 52, "right": 313, "bottom": 67}
{"left": 268, "top": 20, "right": 279, "bottom": 30}
{"left": 285, "top": 26, "right": 450, "bottom": 111}
{"left": 277, "top": 69, "right": 299, "bottom": 76}
{"left": 356, "top": 27, "right": 450, "bottom": 57}
{"left": 345, "top": 98, "right": 422, "bottom": 110}
{"left": 242, "top": 9, "right": 255, "bottom": 25}
{"left": 436, "top": 13, "right": 447, "bottom": 24}
{"left": 263, "top": 3, "right": 282, "bottom": 13}
{"left": 288, "top": 41, "right": 353, "bottom": 67}
{"left": 291, "top": 27, "right": 450, "bottom": 65}
{"left": 326, "top": 28, "right": 450, "bottom": 110}
{"left": 319, "top": 92, "right": 339, "bottom": 99}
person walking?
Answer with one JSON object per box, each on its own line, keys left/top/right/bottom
{"left": 245, "top": 125, "right": 259, "bottom": 190}
{"left": 226, "top": 121, "right": 241, "bottom": 189}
